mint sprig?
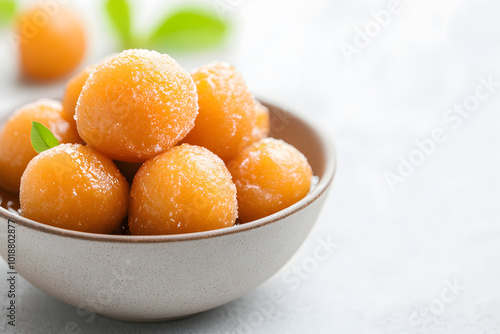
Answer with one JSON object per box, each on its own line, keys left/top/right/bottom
{"left": 31, "top": 122, "right": 59, "bottom": 153}
{"left": 105, "top": 0, "right": 133, "bottom": 48}
{"left": 0, "top": 0, "right": 17, "bottom": 25}
{"left": 149, "top": 8, "right": 228, "bottom": 52}
{"left": 104, "top": 0, "right": 229, "bottom": 52}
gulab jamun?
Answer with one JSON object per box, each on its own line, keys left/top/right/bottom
{"left": 183, "top": 62, "right": 256, "bottom": 162}
{"left": 76, "top": 49, "right": 199, "bottom": 162}
{"left": 17, "top": 5, "right": 86, "bottom": 81}
{"left": 0, "top": 99, "right": 81, "bottom": 193}
{"left": 62, "top": 64, "right": 96, "bottom": 122}
{"left": 249, "top": 101, "right": 270, "bottom": 145}
{"left": 20, "top": 144, "right": 129, "bottom": 234}
{"left": 227, "top": 138, "right": 312, "bottom": 223}
{"left": 129, "top": 144, "right": 238, "bottom": 235}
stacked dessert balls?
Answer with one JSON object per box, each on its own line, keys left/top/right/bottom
{"left": 0, "top": 49, "right": 313, "bottom": 235}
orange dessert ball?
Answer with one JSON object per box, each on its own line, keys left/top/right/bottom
{"left": 17, "top": 5, "right": 86, "bottom": 81}
{"left": 183, "top": 62, "right": 256, "bottom": 162}
{"left": 129, "top": 144, "right": 238, "bottom": 235}
{"left": 62, "top": 64, "right": 96, "bottom": 122}
{"left": 20, "top": 144, "right": 129, "bottom": 234}
{"left": 0, "top": 99, "right": 81, "bottom": 193}
{"left": 249, "top": 101, "right": 270, "bottom": 145}
{"left": 76, "top": 49, "right": 199, "bottom": 162}
{"left": 227, "top": 138, "right": 313, "bottom": 223}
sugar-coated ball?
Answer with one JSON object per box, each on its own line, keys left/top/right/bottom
{"left": 20, "top": 144, "right": 129, "bottom": 234}
{"left": 62, "top": 64, "right": 96, "bottom": 122}
{"left": 248, "top": 101, "right": 270, "bottom": 145}
{"left": 129, "top": 144, "right": 238, "bottom": 235}
{"left": 183, "top": 62, "right": 256, "bottom": 162}
{"left": 76, "top": 49, "right": 199, "bottom": 162}
{"left": 0, "top": 99, "right": 81, "bottom": 193}
{"left": 227, "top": 138, "right": 312, "bottom": 223}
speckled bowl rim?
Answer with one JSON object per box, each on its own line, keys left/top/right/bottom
{"left": 0, "top": 100, "right": 336, "bottom": 243}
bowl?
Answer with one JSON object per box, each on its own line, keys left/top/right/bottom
{"left": 0, "top": 101, "right": 336, "bottom": 322}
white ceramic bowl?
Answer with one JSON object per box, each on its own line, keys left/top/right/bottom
{"left": 0, "top": 102, "right": 336, "bottom": 322}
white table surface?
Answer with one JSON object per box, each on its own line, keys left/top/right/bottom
{"left": 1, "top": 0, "right": 500, "bottom": 333}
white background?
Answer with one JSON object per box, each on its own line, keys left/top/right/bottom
{"left": 1, "top": 0, "right": 500, "bottom": 333}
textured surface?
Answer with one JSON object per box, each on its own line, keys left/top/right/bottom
{"left": 249, "top": 101, "right": 270, "bottom": 145}
{"left": 76, "top": 49, "right": 198, "bottom": 162}
{"left": 0, "top": 0, "right": 500, "bottom": 332}
{"left": 129, "top": 144, "right": 238, "bottom": 234}
{"left": 0, "top": 99, "right": 81, "bottom": 192}
{"left": 20, "top": 144, "right": 129, "bottom": 234}
{"left": 228, "top": 138, "right": 312, "bottom": 222}
{"left": 62, "top": 64, "right": 96, "bottom": 122}
{"left": 183, "top": 62, "right": 256, "bottom": 162}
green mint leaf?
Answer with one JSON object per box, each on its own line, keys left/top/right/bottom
{"left": 149, "top": 8, "right": 229, "bottom": 52}
{"left": 0, "top": 0, "right": 17, "bottom": 25}
{"left": 31, "top": 122, "right": 59, "bottom": 154}
{"left": 105, "top": 0, "right": 133, "bottom": 47}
